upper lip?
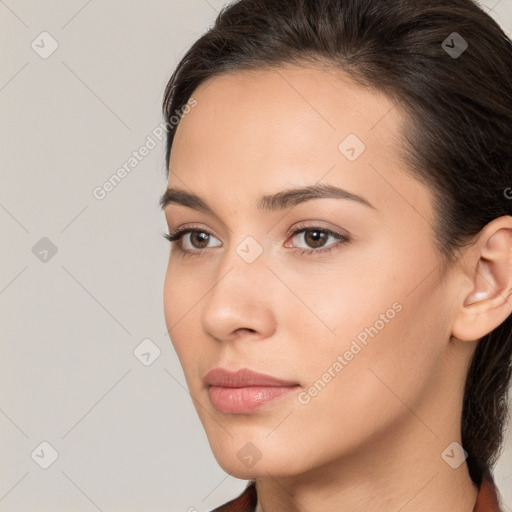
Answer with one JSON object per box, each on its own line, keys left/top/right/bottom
{"left": 203, "top": 368, "right": 299, "bottom": 388}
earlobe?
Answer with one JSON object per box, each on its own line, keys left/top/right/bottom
{"left": 451, "top": 217, "right": 512, "bottom": 342}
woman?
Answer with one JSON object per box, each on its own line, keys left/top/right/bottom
{"left": 159, "top": 0, "right": 511, "bottom": 510}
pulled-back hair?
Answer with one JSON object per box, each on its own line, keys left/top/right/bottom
{"left": 162, "top": 0, "right": 512, "bottom": 485}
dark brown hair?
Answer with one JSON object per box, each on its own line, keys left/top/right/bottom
{"left": 162, "top": 0, "right": 512, "bottom": 485}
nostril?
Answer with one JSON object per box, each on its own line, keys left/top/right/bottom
{"left": 236, "top": 328, "right": 257, "bottom": 335}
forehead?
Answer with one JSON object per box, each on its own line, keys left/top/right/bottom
{"left": 167, "top": 64, "right": 428, "bottom": 220}
{"left": 170, "top": 63, "right": 401, "bottom": 165}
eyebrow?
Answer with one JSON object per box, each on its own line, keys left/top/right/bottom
{"left": 159, "top": 183, "right": 376, "bottom": 214}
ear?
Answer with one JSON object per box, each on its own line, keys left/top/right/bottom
{"left": 451, "top": 216, "right": 512, "bottom": 342}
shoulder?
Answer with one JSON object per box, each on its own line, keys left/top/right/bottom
{"left": 473, "top": 466, "right": 506, "bottom": 512}
{"left": 209, "top": 480, "right": 257, "bottom": 512}
{"left": 207, "top": 471, "right": 506, "bottom": 511}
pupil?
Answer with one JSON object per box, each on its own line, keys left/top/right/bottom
{"left": 193, "top": 232, "right": 209, "bottom": 248}
{"left": 306, "top": 230, "right": 326, "bottom": 248}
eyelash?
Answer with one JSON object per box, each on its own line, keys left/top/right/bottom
{"left": 162, "top": 223, "right": 349, "bottom": 259}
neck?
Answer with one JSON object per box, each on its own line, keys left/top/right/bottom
{"left": 255, "top": 417, "right": 479, "bottom": 512}
{"left": 255, "top": 336, "right": 480, "bottom": 512}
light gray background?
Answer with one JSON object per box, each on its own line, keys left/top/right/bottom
{"left": 1, "top": 1, "right": 511, "bottom": 511}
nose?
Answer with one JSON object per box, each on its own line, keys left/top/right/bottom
{"left": 200, "top": 245, "right": 276, "bottom": 343}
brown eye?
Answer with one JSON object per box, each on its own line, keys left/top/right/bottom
{"left": 287, "top": 225, "right": 349, "bottom": 255}
{"left": 189, "top": 231, "right": 210, "bottom": 249}
{"left": 291, "top": 228, "right": 333, "bottom": 249}
{"left": 303, "top": 229, "right": 328, "bottom": 249}
{"left": 163, "top": 228, "right": 222, "bottom": 254}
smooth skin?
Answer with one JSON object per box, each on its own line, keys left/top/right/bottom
{"left": 162, "top": 64, "right": 512, "bottom": 512}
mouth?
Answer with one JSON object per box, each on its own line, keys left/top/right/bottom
{"left": 203, "top": 368, "right": 300, "bottom": 414}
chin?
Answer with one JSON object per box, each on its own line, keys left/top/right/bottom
{"left": 207, "top": 433, "right": 316, "bottom": 479}
{"left": 213, "top": 454, "right": 299, "bottom": 480}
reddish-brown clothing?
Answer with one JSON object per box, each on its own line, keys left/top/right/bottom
{"left": 211, "top": 472, "right": 504, "bottom": 511}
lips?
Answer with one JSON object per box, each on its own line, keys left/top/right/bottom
{"left": 203, "top": 368, "right": 300, "bottom": 414}
{"left": 203, "top": 367, "right": 298, "bottom": 387}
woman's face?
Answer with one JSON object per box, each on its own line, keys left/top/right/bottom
{"left": 162, "top": 65, "right": 466, "bottom": 478}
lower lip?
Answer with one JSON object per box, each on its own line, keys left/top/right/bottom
{"left": 208, "top": 385, "right": 299, "bottom": 414}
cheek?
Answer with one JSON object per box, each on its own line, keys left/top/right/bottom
{"left": 270, "top": 249, "right": 401, "bottom": 347}
{"left": 161, "top": 238, "right": 450, "bottom": 476}
{"left": 163, "top": 259, "right": 201, "bottom": 368}
{"left": 273, "top": 249, "right": 447, "bottom": 432}
{"left": 163, "top": 255, "right": 207, "bottom": 328}
{"left": 255, "top": 291, "right": 447, "bottom": 475}
{"left": 163, "top": 260, "right": 178, "bottom": 337}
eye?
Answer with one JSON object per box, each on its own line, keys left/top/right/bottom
{"left": 162, "top": 223, "right": 349, "bottom": 257}
{"left": 286, "top": 223, "right": 349, "bottom": 255}
{"left": 163, "top": 226, "right": 221, "bottom": 256}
